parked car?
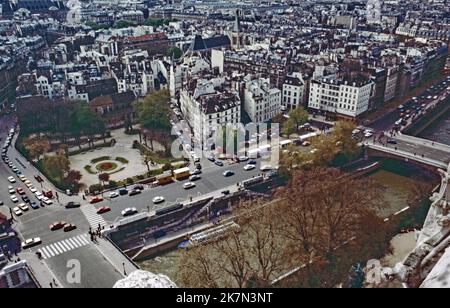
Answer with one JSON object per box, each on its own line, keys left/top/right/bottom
{"left": 118, "top": 188, "right": 128, "bottom": 195}
{"left": 12, "top": 207, "right": 23, "bottom": 216}
{"left": 109, "top": 191, "right": 119, "bottom": 198}
{"left": 129, "top": 189, "right": 141, "bottom": 196}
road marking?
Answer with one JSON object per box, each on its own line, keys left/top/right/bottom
{"left": 37, "top": 235, "right": 90, "bottom": 260}
{"left": 80, "top": 205, "right": 108, "bottom": 229}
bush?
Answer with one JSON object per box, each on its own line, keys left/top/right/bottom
{"left": 107, "top": 180, "right": 118, "bottom": 189}
{"left": 162, "top": 163, "right": 172, "bottom": 171}
{"left": 137, "top": 174, "right": 145, "bottom": 180}
{"left": 91, "top": 156, "right": 111, "bottom": 164}
{"left": 115, "top": 157, "right": 129, "bottom": 164}
{"left": 89, "top": 184, "right": 103, "bottom": 194}
{"left": 126, "top": 177, "right": 134, "bottom": 185}
{"left": 84, "top": 165, "right": 95, "bottom": 174}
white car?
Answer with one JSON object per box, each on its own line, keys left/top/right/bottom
{"left": 24, "top": 180, "right": 33, "bottom": 188}
{"left": 183, "top": 182, "right": 196, "bottom": 189}
{"left": 42, "top": 197, "right": 53, "bottom": 205}
{"left": 13, "top": 207, "right": 23, "bottom": 216}
{"left": 18, "top": 203, "right": 29, "bottom": 211}
{"left": 244, "top": 164, "right": 256, "bottom": 171}
{"left": 29, "top": 186, "right": 37, "bottom": 193}
{"left": 35, "top": 192, "right": 44, "bottom": 200}
{"left": 19, "top": 175, "right": 27, "bottom": 182}
{"left": 109, "top": 191, "right": 119, "bottom": 198}
{"left": 239, "top": 156, "right": 249, "bottom": 162}
{"left": 10, "top": 195, "right": 19, "bottom": 203}
{"left": 364, "top": 132, "right": 374, "bottom": 138}
{"left": 8, "top": 185, "right": 15, "bottom": 194}
{"left": 260, "top": 165, "right": 274, "bottom": 172}
{"left": 121, "top": 207, "right": 138, "bottom": 217}
{"left": 21, "top": 237, "right": 42, "bottom": 249}
{"left": 152, "top": 196, "right": 165, "bottom": 204}
{"left": 7, "top": 176, "right": 16, "bottom": 183}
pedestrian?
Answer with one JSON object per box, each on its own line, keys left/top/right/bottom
{"left": 53, "top": 278, "right": 57, "bottom": 286}
{"left": 49, "top": 282, "right": 53, "bottom": 288}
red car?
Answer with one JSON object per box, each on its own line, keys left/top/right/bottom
{"left": 97, "top": 206, "right": 111, "bottom": 214}
{"left": 16, "top": 187, "right": 25, "bottom": 195}
{"left": 90, "top": 196, "right": 104, "bottom": 204}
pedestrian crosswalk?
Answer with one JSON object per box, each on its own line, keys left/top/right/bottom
{"left": 37, "top": 234, "right": 90, "bottom": 260}
{"left": 80, "top": 204, "right": 107, "bottom": 229}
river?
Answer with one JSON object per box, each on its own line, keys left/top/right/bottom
{"left": 419, "top": 111, "right": 450, "bottom": 145}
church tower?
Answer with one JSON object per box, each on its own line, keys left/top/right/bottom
{"left": 228, "top": 9, "right": 244, "bottom": 50}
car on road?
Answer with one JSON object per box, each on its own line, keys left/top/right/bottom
{"left": 183, "top": 182, "right": 196, "bottom": 189}
{"left": 22, "top": 238, "right": 42, "bottom": 249}
{"left": 248, "top": 160, "right": 257, "bottom": 165}
{"left": 12, "top": 207, "right": 23, "bottom": 216}
{"left": 189, "top": 175, "right": 201, "bottom": 181}
{"left": 207, "top": 156, "right": 215, "bottom": 162}
{"left": 223, "top": 170, "right": 235, "bottom": 177}
{"left": 63, "top": 224, "right": 77, "bottom": 232}
{"left": 191, "top": 169, "right": 202, "bottom": 175}
{"left": 10, "top": 195, "right": 18, "bottom": 203}
{"left": 260, "top": 165, "right": 274, "bottom": 172}
{"left": 214, "top": 161, "right": 224, "bottom": 167}
{"left": 109, "top": 191, "right": 119, "bottom": 198}
{"left": 387, "top": 139, "right": 398, "bottom": 145}
{"left": 7, "top": 176, "right": 16, "bottom": 183}
{"left": 49, "top": 221, "right": 67, "bottom": 231}
{"left": 244, "top": 164, "right": 256, "bottom": 171}
{"left": 30, "top": 202, "right": 39, "bottom": 210}
{"left": 152, "top": 196, "right": 165, "bottom": 204}
{"left": 42, "top": 197, "right": 53, "bottom": 205}
{"left": 119, "top": 188, "right": 128, "bottom": 195}
{"left": 121, "top": 207, "right": 138, "bottom": 217}
{"left": 97, "top": 206, "right": 111, "bottom": 214}
{"left": 90, "top": 196, "right": 104, "bottom": 204}
{"left": 129, "top": 189, "right": 142, "bottom": 196}
{"left": 65, "top": 202, "right": 81, "bottom": 209}
{"left": 18, "top": 203, "right": 29, "bottom": 211}
{"left": 239, "top": 156, "right": 249, "bottom": 162}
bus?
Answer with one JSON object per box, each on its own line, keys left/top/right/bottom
{"left": 156, "top": 172, "right": 173, "bottom": 185}
{"left": 173, "top": 167, "right": 191, "bottom": 180}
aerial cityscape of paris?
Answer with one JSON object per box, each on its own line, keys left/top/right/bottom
{"left": 0, "top": 0, "right": 449, "bottom": 294}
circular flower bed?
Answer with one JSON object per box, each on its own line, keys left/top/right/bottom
{"left": 96, "top": 161, "right": 118, "bottom": 172}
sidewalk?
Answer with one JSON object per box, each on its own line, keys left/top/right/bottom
{"left": 17, "top": 251, "right": 62, "bottom": 288}
{"left": 95, "top": 237, "right": 138, "bottom": 278}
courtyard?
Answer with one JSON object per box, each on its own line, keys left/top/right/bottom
{"left": 69, "top": 128, "right": 165, "bottom": 187}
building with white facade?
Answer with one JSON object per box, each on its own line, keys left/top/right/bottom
{"left": 282, "top": 72, "right": 306, "bottom": 111}
{"left": 244, "top": 76, "right": 281, "bottom": 123}
{"left": 308, "top": 74, "right": 373, "bottom": 119}
{"left": 180, "top": 75, "right": 241, "bottom": 145}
